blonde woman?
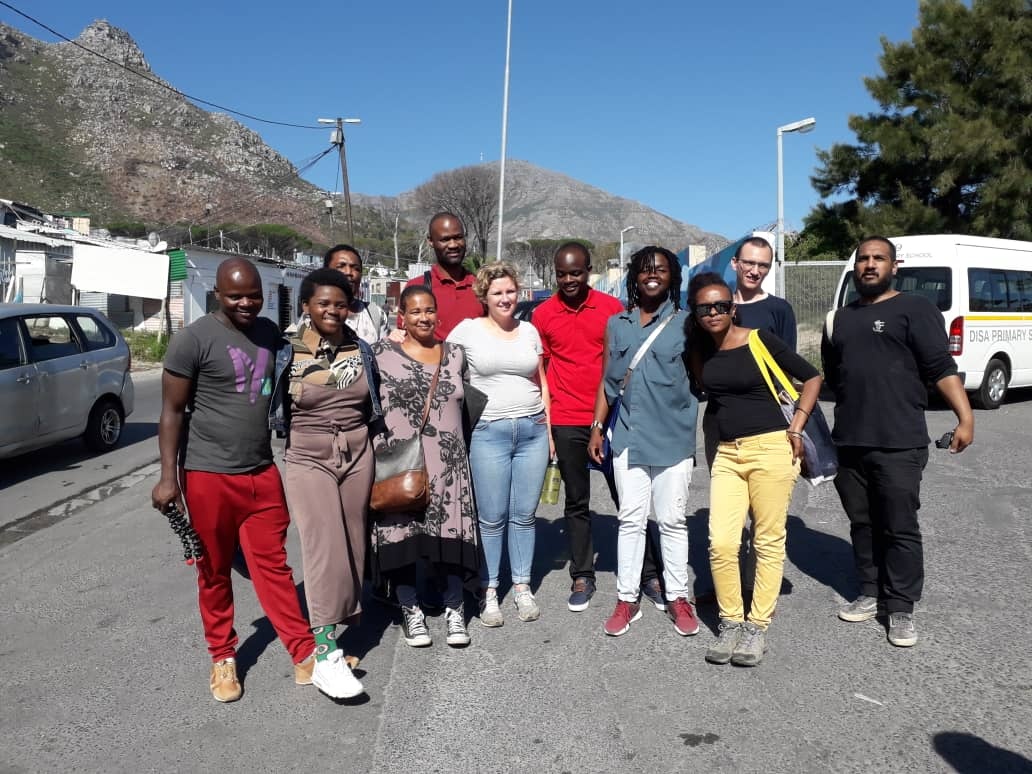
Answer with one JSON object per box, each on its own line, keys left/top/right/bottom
{"left": 447, "top": 262, "right": 553, "bottom": 627}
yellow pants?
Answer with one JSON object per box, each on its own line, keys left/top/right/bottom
{"left": 709, "top": 430, "right": 799, "bottom": 629}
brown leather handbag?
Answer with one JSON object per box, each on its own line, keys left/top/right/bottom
{"left": 370, "top": 356, "right": 442, "bottom": 516}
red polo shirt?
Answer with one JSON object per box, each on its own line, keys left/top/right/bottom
{"left": 535, "top": 288, "right": 624, "bottom": 426}
{"left": 400, "top": 264, "right": 484, "bottom": 339}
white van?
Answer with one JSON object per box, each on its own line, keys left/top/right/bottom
{"left": 832, "top": 234, "right": 1032, "bottom": 409}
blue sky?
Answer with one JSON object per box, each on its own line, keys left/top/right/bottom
{"left": 3, "top": 1, "right": 922, "bottom": 242}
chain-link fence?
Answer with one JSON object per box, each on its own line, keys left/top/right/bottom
{"left": 783, "top": 261, "right": 848, "bottom": 365}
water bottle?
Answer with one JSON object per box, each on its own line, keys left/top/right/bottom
{"left": 540, "top": 457, "right": 561, "bottom": 505}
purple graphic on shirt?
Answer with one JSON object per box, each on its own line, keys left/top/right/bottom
{"left": 227, "top": 345, "right": 270, "bottom": 404}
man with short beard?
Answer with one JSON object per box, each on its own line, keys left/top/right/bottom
{"left": 821, "top": 236, "right": 974, "bottom": 648}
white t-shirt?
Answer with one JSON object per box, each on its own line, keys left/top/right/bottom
{"left": 447, "top": 318, "right": 544, "bottom": 421}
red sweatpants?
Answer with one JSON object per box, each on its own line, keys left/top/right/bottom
{"left": 182, "top": 464, "right": 315, "bottom": 664}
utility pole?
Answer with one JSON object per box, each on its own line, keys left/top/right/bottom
{"left": 319, "top": 117, "right": 361, "bottom": 242}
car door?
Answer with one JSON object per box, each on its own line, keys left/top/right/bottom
{"left": 22, "top": 313, "right": 90, "bottom": 437}
{"left": 0, "top": 316, "right": 40, "bottom": 452}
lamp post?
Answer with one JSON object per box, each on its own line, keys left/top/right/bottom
{"left": 495, "top": 0, "right": 514, "bottom": 261}
{"left": 776, "top": 116, "right": 816, "bottom": 298}
{"left": 319, "top": 117, "right": 362, "bottom": 242}
{"left": 619, "top": 225, "right": 636, "bottom": 274}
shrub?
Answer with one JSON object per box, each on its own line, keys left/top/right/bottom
{"left": 121, "top": 330, "right": 168, "bottom": 364}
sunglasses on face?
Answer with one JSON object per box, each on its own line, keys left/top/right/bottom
{"left": 693, "top": 301, "right": 733, "bottom": 317}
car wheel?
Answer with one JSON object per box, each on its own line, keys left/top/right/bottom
{"left": 973, "top": 358, "right": 1008, "bottom": 410}
{"left": 84, "top": 398, "right": 124, "bottom": 452}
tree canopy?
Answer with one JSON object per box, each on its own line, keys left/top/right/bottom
{"left": 800, "top": 0, "right": 1032, "bottom": 259}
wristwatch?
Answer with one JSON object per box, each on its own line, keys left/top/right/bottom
{"left": 590, "top": 420, "right": 605, "bottom": 432}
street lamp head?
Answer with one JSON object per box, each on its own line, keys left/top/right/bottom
{"left": 317, "top": 118, "right": 336, "bottom": 124}
{"left": 621, "top": 225, "right": 637, "bottom": 236}
{"left": 778, "top": 117, "right": 817, "bottom": 135}
{"left": 343, "top": 118, "right": 361, "bottom": 125}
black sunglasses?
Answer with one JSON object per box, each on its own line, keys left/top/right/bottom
{"left": 693, "top": 300, "right": 733, "bottom": 317}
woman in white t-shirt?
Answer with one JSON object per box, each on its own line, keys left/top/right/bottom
{"left": 447, "top": 262, "right": 553, "bottom": 627}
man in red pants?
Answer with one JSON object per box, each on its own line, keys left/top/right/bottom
{"left": 151, "top": 258, "right": 323, "bottom": 703}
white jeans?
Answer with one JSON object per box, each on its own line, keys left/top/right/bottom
{"left": 613, "top": 449, "right": 693, "bottom": 602}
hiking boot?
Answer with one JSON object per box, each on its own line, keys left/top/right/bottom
{"left": 401, "top": 605, "right": 432, "bottom": 647}
{"left": 704, "top": 619, "right": 743, "bottom": 664}
{"left": 640, "top": 577, "right": 667, "bottom": 612}
{"left": 479, "top": 589, "right": 504, "bottom": 628}
{"left": 513, "top": 587, "right": 540, "bottom": 622}
{"left": 668, "top": 597, "right": 700, "bottom": 636}
{"left": 312, "top": 649, "right": 364, "bottom": 699}
{"left": 887, "top": 612, "right": 918, "bottom": 647}
{"left": 603, "top": 600, "right": 642, "bottom": 636}
{"left": 730, "top": 622, "right": 768, "bottom": 667}
{"left": 568, "top": 577, "right": 596, "bottom": 612}
{"left": 838, "top": 595, "right": 879, "bottom": 622}
{"left": 209, "top": 658, "right": 242, "bottom": 703}
{"left": 445, "top": 605, "right": 471, "bottom": 647}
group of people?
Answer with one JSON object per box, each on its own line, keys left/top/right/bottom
{"left": 151, "top": 215, "right": 974, "bottom": 703}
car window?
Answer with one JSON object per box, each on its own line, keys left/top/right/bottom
{"left": 0, "top": 317, "right": 26, "bottom": 369}
{"left": 24, "top": 315, "right": 82, "bottom": 362}
{"left": 74, "top": 314, "right": 116, "bottom": 350}
{"left": 842, "top": 267, "right": 952, "bottom": 311}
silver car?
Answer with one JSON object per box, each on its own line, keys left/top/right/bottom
{"left": 0, "top": 304, "right": 135, "bottom": 459}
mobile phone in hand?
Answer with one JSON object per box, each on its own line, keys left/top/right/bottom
{"left": 935, "top": 431, "right": 954, "bottom": 449}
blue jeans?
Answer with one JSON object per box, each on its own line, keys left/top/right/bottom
{"left": 469, "top": 412, "right": 550, "bottom": 588}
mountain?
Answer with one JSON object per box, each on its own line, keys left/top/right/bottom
{"left": 0, "top": 20, "right": 727, "bottom": 253}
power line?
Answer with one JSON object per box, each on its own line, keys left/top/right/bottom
{"left": 0, "top": 0, "right": 325, "bottom": 130}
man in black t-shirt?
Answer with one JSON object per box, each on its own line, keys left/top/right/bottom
{"left": 821, "top": 236, "right": 974, "bottom": 648}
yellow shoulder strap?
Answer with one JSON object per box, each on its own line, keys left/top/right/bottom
{"left": 747, "top": 329, "right": 799, "bottom": 401}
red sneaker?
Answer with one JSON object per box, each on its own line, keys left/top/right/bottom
{"left": 668, "top": 597, "right": 700, "bottom": 636}
{"left": 603, "top": 600, "right": 642, "bottom": 636}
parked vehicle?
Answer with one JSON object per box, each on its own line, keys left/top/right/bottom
{"left": 833, "top": 235, "right": 1032, "bottom": 409}
{"left": 0, "top": 304, "right": 135, "bottom": 458}
{"left": 514, "top": 298, "right": 546, "bottom": 322}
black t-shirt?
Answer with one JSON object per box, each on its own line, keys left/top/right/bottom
{"left": 821, "top": 293, "right": 957, "bottom": 449}
{"left": 702, "top": 329, "right": 819, "bottom": 442}
{"left": 734, "top": 295, "right": 797, "bottom": 352}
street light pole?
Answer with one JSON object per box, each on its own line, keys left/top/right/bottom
{"left": 495, "top": 0, "right": 514, "bottom": 262}
{"left": 775, "top": 116, "right": 816, "bottom": 298}
{"left": 619, "top": 225, "right": 636, "bottom": 274}
{"left": 319, "top": 116, "right": 361, "bottom": 242}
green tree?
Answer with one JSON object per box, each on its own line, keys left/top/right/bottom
{"left": 806, "top": 0, "right": 1032, "bottom": 257}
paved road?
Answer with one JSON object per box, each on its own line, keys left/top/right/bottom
{"left": 2, "top": 397, "right": 1031, "bottom": 773}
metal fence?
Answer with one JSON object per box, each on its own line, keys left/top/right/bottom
{"left": 783, "top": 260, "right": 848, "bottom": 365}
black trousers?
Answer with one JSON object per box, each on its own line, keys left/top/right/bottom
{"left": 833, "top": 446, "right": 929, "bottom": 614}
{"left": 552, "top": 425, "right": 661, "bottom": 585}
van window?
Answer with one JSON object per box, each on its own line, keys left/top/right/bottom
{"left": 969, "top": 268, "right": 1032, "bottom": 312}
{"left": 24, "top": 315, "right": 82, "bottom": 361}
{"left": 74, "top": 314, "right": 116, "bottom": 350}
{"left": 0, "top": 318, "right": 25, "bottom": 369}
{"left": 841, "top": 267, "right": 952, "bottom": 311}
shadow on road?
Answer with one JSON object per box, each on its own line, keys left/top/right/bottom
{"left": 933, "top": 731, "right": 1032, "bottom": 773}
{"left": 785, "top": 514, "right": 855, "bottom": 601}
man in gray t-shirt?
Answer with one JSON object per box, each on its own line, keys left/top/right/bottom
{"left": 150, "top": 258, "right": 319, "bottom": 704}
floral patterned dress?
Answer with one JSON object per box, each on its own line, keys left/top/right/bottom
{"left": 369, "top": 340, "right": 479, "bottom": 581}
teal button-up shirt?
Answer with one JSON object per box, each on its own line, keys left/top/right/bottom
{"left": 603, "top": 300, "right": 698, "bottom": 467}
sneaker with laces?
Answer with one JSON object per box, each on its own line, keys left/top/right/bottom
{"left": 730, "top": 622, "right": 768, "bottom": 666}
{"left": 887, "top": 612, "right": 918, "bottom": 647}
{"left": 640, "top": 578, "right": 667, "bottom": 612}
{"left": 209, "top": 658, "right": 242, "bottom": 703}
{"left": 312, "top": 648, "right": 365, "bottom": 699}
{"left": 401, "top": 605, "right": 432, "bottom": 647}
{"left": 513, "top": 587, "right": 540, "bottom": 622}
{"left": 668, "top": 597, "right": 700, "bottom": 636}
{"left": 295, "top": 651, "right": 360, "bottom": 684}
{"left": 479, "top": 589, "right": 504, "bottom": 628}
{"left": 445, "top": 605, "right": 471, "bottom": 647}
{"left": 838, "top": 595, "right": 879, "bottom": 622}
{"left": 568, "top": 577, "right": 596, "bottom": 612}
{"left": 705, "top": 619, "right": 743, "bottom": 664}
{"left": 603, "top": 600, "right": 642, "bottom": 636}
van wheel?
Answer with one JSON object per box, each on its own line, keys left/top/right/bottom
{"left": 973, "top": 358, "right": 1008, "bottom": 410}
{"left": 84, "top": 398, "right": 124, "bottom": 452}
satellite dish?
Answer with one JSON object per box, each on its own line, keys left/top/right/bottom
{"left": 150, "top": 240, "right": 168, "bottom": 253}
{"left": 147, "top": 231, "right": 160, "bottom": 246}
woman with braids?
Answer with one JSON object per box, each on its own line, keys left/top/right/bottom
{"left": 369, "top": 285, "right": 479, "bottom": 648}
{"left": 273, "top": 268, "right": 382, "bottom": 699}
{"left": 687, "top": 272, "right": 821, "bottom": 667}
{"left": 588, "top": 246, "right": 700, "bottom": 639}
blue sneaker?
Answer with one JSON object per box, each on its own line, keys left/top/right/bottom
{"left": 567, "top": 577, "right": 596, "bottom": 612}
{"left": 640, "top": 578, "right": 667, "bottom": 612}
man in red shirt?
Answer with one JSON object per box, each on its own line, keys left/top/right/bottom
{"left": 396, "top": 212, "right": 483, "bottom": 338}
{"left": 534, "top": 243, "right": 664, "bottom": 612}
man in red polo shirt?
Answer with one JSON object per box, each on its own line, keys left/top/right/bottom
{"left": 535, "top": 243, "right": 664, "bottom": 612}
{"left": 396, "top": 212, "right": 483, "bottom": 338}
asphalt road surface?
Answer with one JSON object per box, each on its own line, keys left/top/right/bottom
{"left": 2, "top": 394, "right": 1031, "bottom": 773}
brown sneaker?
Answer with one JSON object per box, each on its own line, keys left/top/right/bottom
{"left": 210, "top": 658, "right": 242, "bottom": 703}
{"left": 294, "top": 652, "right": 360, "bottom": 685}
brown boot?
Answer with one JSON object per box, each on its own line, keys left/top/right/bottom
{"left": 210, "top": 659, "right": 242, "bottom": 703}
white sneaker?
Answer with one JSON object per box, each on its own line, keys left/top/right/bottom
{"left": 311, "top": 649, "right": 364, "bottom": 699}
{"left": 445, "top": 605, "right": 471, "bottom": 647}
{"left": 479, "top": 589, "right": 504, "bottom": 628}
{"left": 513, "top": 586, "right": 540, "bottom": 622}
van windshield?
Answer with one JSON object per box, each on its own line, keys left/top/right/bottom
{"left": 840, "top": 267, "right": 952, "bottom": 311}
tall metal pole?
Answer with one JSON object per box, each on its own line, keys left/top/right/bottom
{"left": 776, "top": 127, "right": 785, "bottom": 299}
{"left": 495, "top": 0, "right": 513, "bottom": 262}
{"left": 337, "top": 118, "right": 355, "bottom": 243}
